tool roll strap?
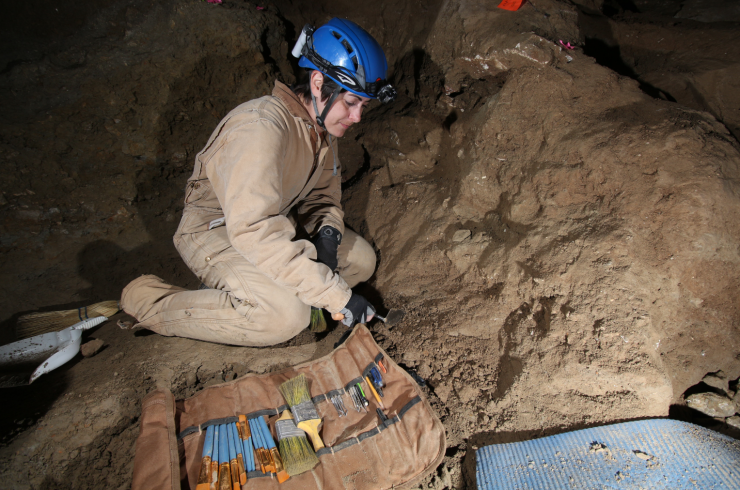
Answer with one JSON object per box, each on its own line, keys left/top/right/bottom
{"left": 131, "top": 325, "right": 446, "bottom": 490}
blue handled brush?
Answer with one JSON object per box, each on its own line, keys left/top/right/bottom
{"left": 231, "top": 422, "right": 246, "bottom": 485}
{"left": 196, "top": 425, "right": 214, "bottom": 490}
{"left": 238, "top": 415, "right": 253, "bottom": 474}
{"left": 249, "top": 417, "right": 271, "bottom": 473}
{"left": 226, "top": 422, "right": 240, "bottom": 490}
{"left": 217, "top": 424, "right": 231, "bottom": 490}
{"left": 211, "top": 425, "right": 219, "bottom": 489}
{"left": 259, "top": 416, "right": 290, "bottom": 483}
{"left": 247, "top": 418, "right": 261, "bottom": 473}
{"left": 254, "top": 417, "right": 276, "bottom": 475}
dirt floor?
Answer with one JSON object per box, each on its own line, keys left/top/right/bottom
{"left": 1, "top": 0, "right": 739, "bottom": 488}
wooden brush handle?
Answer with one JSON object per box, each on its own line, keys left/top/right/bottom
{"left": 297, "top": 419, "right": 325, "bottom": 450}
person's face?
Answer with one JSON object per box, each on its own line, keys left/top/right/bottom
{"left": 322, "top": 91, "right": 371, "bottom": 137}
{"left": 308, "top": 72, "right": 371, "bottom": 137}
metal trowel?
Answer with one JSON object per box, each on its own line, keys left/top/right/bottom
{"left": 333, "top": 308, "right": 407, "bottom": 348}
{"left": 0, "top": 316, "right": 108, "bottom": 388}
{"left": 375, "top": 308, "right": 405, "bottom": 327}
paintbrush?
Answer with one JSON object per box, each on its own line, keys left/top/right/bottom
{"left": 279, "top": 374, "right": 325, "bottom": 450}
{"left": 226, "top": 424, "right": 240, "bottom": 490}
{"left": 238, "top": 415, "right": 254, "bottom": 476}
{"left": 258, "top": 415, "right": 290, "bottom": 483}
{"left": 275, "top": 410, "right": 319, "bottom": 476}
{"left": 226, "top": 422, "right": 240, "bottom": 490}
{"left": 258, "top": 418, "right": 276, "bottom": 474}
{"left": 217, "top": 424, "right": 231, "bottom": 490}
{"left": 196, "top": 425, "right": 214, "bottom": 490}
{"left": 247, "top": 418, "right": 263, "bottom": 473}
{"left": 210, "top": 425, "right": 219, "bottom": 490}
{"left": 249, "top": 417, "right": 272, "bottom": 474}
{"left": 251, "top": 417, "right": 275, "bottom": 475}
{"left": 309, "top": 306, "right": 327, "bottom": 332}
{"left": 232, "top": 422, "right": 246, "bottom": 485}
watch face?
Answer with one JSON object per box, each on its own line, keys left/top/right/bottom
{"left": 322, "top": 228, "right": 341, "bottom": 242}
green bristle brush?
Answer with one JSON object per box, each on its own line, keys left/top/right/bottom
{"left": 309, "top": 307, "right": 327, "bottom": 333}
{"left": 275, "top": 410, "right": 319, "bottom": 476}
{"left": 279, "top": 374, "right": 325, "bottom": 451}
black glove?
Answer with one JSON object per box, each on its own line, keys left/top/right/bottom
{"left": 312, "top": 226, "right": 342, "bottom": 271}
{"left": 339, "top": 293, "right": 375, "bottom": 328}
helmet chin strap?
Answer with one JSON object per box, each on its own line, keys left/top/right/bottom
{"left": 311, "top": 85, "right": 342, "bottom": 130}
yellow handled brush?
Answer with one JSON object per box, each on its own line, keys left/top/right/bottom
{"left": 279, "top": 374, "right": 325, "bottom": 451}
{"left": 275, "top": 410, "right": 319, "bottom": 476}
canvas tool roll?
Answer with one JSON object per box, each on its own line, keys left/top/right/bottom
{"left": 131, "top": 325, "right": 446, "bottom": 490}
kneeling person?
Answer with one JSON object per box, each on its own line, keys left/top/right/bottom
{"left": 120, "top": 18, "right": 396, "bottom": 345}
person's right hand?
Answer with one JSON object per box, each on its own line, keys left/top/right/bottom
{"left": 334, "top": 293, "right": 375, "bottom": 328}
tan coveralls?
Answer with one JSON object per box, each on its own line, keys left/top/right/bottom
{"left": 120, "top": 81, "right": 376, "bottom": 346}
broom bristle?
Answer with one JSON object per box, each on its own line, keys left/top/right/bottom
{"left": 278, "top": 436, "right": 319, "bottom": 476}
{"left": 309, "top": 307, "right": 327, "bottom": 333}
{"left": 278, "top": 374, "right": 312, "bottom": 407}
{"left": 15, "top": 300, "right": 120, "bottom": 339}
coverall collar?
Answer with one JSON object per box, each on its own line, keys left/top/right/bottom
{"left": 273, "top": 80, "right": 325, "bottom": 134}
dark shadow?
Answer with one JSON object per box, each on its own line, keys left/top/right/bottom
{"left": 669, "top": 404, "right": 740, "bottom": 440}
{"left": 341, "top": 144, "right": 372, "bottom": 191}
{"left": 578, "top": 0, "right": 676, "bottom": 102}
{"left": 576, "top": 4, "right": 677, "bottom": 102}
{"left": 582, "top": 38, "right": 676, "bottom": 101}
{"left": 0, "top": 367, "right": 71, "bottom": 445}
{"left": 443, "top": 111, "right": 458, "bottom": 131}
{"left": 601, "top": 0, "right": 639, "bottom": 18}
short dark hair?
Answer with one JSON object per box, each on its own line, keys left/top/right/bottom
{"left": 291, "top": 69, "right": 346, "bottom": 104}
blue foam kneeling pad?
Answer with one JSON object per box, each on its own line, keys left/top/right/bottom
{"left": 476, "top": 419, "right": 740, "bottom": 489}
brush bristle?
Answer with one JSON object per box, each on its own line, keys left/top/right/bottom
{"left": 278, "top": 436, "right": 319, "bottom": 476}
{"left": 15, "top": 300, "right": 120, "bottom": 340}
{"left": 279, "top": 374, "right": 312, "bottom": 407}
{"left": 309, "top": 307, "right": 327, "bottom": 333}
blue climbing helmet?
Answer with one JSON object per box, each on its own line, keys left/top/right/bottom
{"left": 292, "top": 18, "right": 396, "bottom": 127}
{"left": 293, "top": 18, "right": 396, "bottom": 103}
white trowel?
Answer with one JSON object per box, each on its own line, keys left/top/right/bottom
{"left": 0, "top": 316, "right": 108, "bottom": 388}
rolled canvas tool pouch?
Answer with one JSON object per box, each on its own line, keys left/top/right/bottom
{"left": 131, "top": 325, "right": 446, "bottom": 490}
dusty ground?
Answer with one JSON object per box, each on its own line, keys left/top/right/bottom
{"left": 1, "top": 0, "right": 739, "bottom": 488}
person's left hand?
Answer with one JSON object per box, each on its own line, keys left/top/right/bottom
{"left": 312, "top": 226, "right": 342, "bottom": 271}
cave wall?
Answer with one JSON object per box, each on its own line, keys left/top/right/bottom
{"left": 341, "top": 0, "right": 740, "bottom": 445}
{"left": 0, "top": 0, "right": 289, "bottom": 340}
